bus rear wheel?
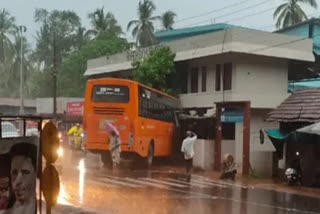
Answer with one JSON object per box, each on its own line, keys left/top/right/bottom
{"left": 145, "top": 142, "right": 154, "bottom": 169}
{"left": 101, "top": 151, "right": 111, "bottom": 167}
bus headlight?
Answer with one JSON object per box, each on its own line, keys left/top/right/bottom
{"left": 57, "top": 146, "right": 64, "bottom": 157}
{"left": 58, "top": 132, "right": 62, "bottom": 139}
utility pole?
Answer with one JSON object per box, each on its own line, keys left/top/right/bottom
{"left": 52, "top": 32, "right": 57, "bottom": 117}
{"left": 19, "top": 25, "right": 27, "bottom": 115}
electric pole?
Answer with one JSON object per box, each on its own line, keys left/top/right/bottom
{"left": 19, "top": 25, "right": 27, "bottom": 115}
{"left": 52, "top": 32, "right": 57, "bottom": 117}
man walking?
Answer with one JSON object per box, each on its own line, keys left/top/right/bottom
{"left": 181, "top": 130, "right": 197, "bottom": 182}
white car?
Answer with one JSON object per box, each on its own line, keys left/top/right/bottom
{"left": 1, "top": 122, "right": 19, "bottom": 138}
{"left": 26, "top": 128, "right": 40, "bottom": 137}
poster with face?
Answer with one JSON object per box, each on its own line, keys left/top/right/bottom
{"left": 0, "top": 137, "right": 38, "bottom": 214}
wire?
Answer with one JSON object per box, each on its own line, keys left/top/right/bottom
{"left": 181, "top": 0, "right": 274, "bottom": 28}
{"left": 224, "top": 6, "right": 278, "bottom": 24}
{"left": 175, "top": 0, "right": 252, "bottom": 23}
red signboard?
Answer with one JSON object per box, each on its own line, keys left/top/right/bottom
{"left": 66, "top": 101, "right": 83, "bottom": 116}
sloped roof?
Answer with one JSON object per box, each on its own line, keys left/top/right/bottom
{"left": 266, "top": 88, "right": 320, "bottom": 123}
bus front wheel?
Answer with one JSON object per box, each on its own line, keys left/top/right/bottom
{"left": 146, "top": 142, "right": 154, "bottom": 169}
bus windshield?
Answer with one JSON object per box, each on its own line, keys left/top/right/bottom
{"left": 91, "top": 85, "right": 129, "bottom": 103}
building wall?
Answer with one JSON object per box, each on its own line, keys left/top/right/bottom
{"left": 193, "top": 109, "right": 278, "bottom": 177}
{"left": 0, "top": 106, "right": 36, "bottom": 115}
{"left": 193, "top": 139, "right": 214, "bottom": 169}
{"left": 234, "top": 109, "right": 278, "bottom": 177}
{"left": 37, "top": 97, "right": 83, "bottom": 114}
{"left": 180, "top": 54, "right": 289, "bottom": 109}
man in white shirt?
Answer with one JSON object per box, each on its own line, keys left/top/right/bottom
{"left": 181, "top": 130, "right": 197, "bottom": 182}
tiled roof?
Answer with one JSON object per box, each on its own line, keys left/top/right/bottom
{"left": 266, "top": 88, "right": 320, "bottom": 123}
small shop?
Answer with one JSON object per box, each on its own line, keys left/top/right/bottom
{"left": 266, "top": 87, "right": 320, "bottom": 186}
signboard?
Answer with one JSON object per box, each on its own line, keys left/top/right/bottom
{"left": 0, "top": 137, "right": 39, "bottom": 214}
{"left": 66, "top": 101, "right": 84, "bottom": 116}
{"left": 126, "top": 44, "right": 163, "bottom": 60}
{"left": 221, "top": 109, "right": 243, "bottom": 123}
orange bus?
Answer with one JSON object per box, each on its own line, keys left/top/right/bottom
{"left": 83, "top": 78, "right": 180, "bottom": 167}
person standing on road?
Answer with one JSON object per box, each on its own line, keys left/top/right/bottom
{"left": 68, "top": 123, "right": 83, "bottom": 150}
{"left": 181, "top": 130, "right": 197, "bottom": 182}
{"left": 109, "top": 130, "right": 121, "bottom": 175}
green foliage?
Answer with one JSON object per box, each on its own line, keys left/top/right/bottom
{"left": 274, "top": 0, "right": 317, "bottom": 29}
{"left": 31, "top": 8, "right": 84, "bottom": 98}
{"left": 57, "top": 35, "right": 130, "bottom": 97}
{"left": 132, "top": 46, "right": 176, "bottom": 94}
{"left": 28, "top": 69, "right": 53, "bottom": 98}
{"left": 87, "top": 7, "right": 122, "bottom": 39}
{"left": 160, "top": 11, "right": 176, "bottom": 30}
{"left": 33, "top": 8, "right": 82, "bottom": 68}
{"left": 0, "top": 9, "right": 34, "bottom": 98}
{"left": 127, "top": 0, "right": 160, "bottom": 47}
{"left": 0, "top": 9, "right": 16, "bottom": 64}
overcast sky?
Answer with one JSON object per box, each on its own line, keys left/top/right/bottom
{"left": 0, "top": 0, "right": 318, "bottom": 46}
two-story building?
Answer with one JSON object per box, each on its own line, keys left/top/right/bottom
{"left": 84, "top": 25, "right": 314, "bottom": 177}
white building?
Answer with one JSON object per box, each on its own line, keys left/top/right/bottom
{"left": 85, "top": 27, "right": 314, "bottom": 177}
{"left": 36, "top": 97, "right": 83, "bottom": 115}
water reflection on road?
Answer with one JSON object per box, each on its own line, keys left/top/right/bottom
{"left": 53, "top": 148, "right": 320, "bottom": 214}
{"left": 78, "top": 159, "right": 85, "bottom": 204}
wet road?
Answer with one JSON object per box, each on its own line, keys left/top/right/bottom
{"left": 52, "top": 148, "right": 320, "bottom": 214}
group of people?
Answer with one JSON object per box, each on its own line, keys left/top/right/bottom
{"left": 181, "top": 130, "right": 237, "bottom": 181}
{"left": 0, "top": 143, "right": 37, "bottom": 213}
{"left": 103, "top": 125, "right": 237, "bottom": 180}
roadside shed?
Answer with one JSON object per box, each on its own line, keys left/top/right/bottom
{"left": 266, "top": 88, "right": 320, "bottom": 185}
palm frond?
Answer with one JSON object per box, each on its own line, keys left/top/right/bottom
{"left": 295, "top": 4, "right": 308, "bottom": 21}
{"left": 132, "top": 25, "right": 140, "bottom": 37}
{"left": 273, "top": 3, "right": 288, "bottom": 19}
{"left": 127, "top": 20, "right": 139, "bottom": 31}
{"left": 276, "top": 7, "right": 289, "bottom": 29}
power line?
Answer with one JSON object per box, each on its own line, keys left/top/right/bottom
{"left": 175, "top": 0, "right": 252, "bottom": 23}
{"left": 182, "top": 0, "right": 275, "bottom": 28}
{"left": 224, "top": 6, "right": 277, "bottom": 24}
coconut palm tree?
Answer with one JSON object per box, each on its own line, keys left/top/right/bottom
{"left": 274, "top": 0, "right": 317, "bottom": 29}
{"left": 73, "top": 27, "right": 90, "bottom": 50}
{"left": 88, "top": 7, "right": 122, "bottom": 38}
{"left": 127, "top": 0, "right": 160, "bottom": 47}
{"left": 0, "top": 9, "right": 16, "bottom": 63}
{"left": 160, "top": 11, "right": 176, "bottom": 30}
{"left": 4, "top": 34, "right": 32, "bottom": 97}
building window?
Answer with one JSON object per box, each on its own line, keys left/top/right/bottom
{"left": 191, "top": 67, "right": 199, "bottom": 93}
{"left": 223, "top": 63, "right": 232, "bottom": 91}
{"left": 201, "top": 66, "right": 207, "bottom": 92}
{"left": 215, "top": 64, "right": 221, "bottom": 91}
